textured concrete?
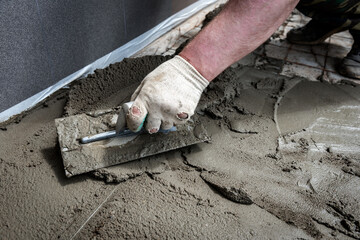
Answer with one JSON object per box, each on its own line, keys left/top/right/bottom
{"left": 2, "top": 7, "right": 360, "bottom": 239}
{"left": 55, "top": 110, "right": 209, "bottom": 177}
{"left": 1, "top": 57, "right": 360, "bottom": 239}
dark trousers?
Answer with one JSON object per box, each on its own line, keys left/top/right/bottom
{"left": 297, "top": 0, "right": 360, "bottom": 38}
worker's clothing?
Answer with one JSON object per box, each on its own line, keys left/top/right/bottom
{"left": 288, "top": 0, "right": 360, "bottom": 45}
{"left": 297, "top": 0, "right": 360, "bottom": 33}
{"left": 288, "top": 0, "right": 360, "bottom": 80}
{"left": 338, "top": 49, "right": 360, "bottom": 79}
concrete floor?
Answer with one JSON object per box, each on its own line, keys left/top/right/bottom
{"left": 1, "top": 9, "right": 359, "bottom": 240}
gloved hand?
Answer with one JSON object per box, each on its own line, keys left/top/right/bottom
{"left": 126, "top": 55, "right": 209, "bottom": 133}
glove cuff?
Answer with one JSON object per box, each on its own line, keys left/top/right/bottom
{"left": 169, "top": 55, "right": 209, "bottom": 91}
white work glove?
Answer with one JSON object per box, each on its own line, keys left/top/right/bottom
{"left": 126, "top": 55, "right": 209, "bottom": 133}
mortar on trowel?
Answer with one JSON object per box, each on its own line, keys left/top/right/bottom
{"left": 55, "top": 102, "right": 210, "bottom": 177}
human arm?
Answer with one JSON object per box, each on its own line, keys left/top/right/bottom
{"left": 126, "top": 0, "right": 299, "bottom": 133}
{"left": 180, "top": 0, "right": 299, "bottom": 81}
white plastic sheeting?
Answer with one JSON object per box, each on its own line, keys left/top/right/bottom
{"left": 0, "top": 0, "right": 218, "bottom": 123}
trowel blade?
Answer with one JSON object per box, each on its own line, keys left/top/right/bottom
{"left": 55, "top": 110, "right": 210, "bottom": 178}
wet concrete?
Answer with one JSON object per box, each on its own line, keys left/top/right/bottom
{"left": 183, "top": 67, "right": 360, "bottom": 239}
{"left": 0, "top": 56, "right": 359, "bottom": 239}
{"left": 55, "top": 110, "right": 209, "bottom": 177}
{"left": 64, "top": 56, "right": 170, "bottom": 116}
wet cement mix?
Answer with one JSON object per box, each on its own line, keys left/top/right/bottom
{"left": 1, "top": 54, "right": 360, "bottom": 239}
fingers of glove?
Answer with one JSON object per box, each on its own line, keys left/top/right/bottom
{"left": 175, "top": 104, "right": 193, "bottom": 121}
{"left": 176, "top": 112, "right": 189, "bottom": 121}
{"left": 145, "top": 115, "right": 161, "bottom": 134}
{"left": 161, "top": 120, "right": 174, "bottom": 130}
{"left": 173, "top": 108, "right": 194, "bottom": 125}
{"left": 126, "top": 99, "right": 148, "bottom": 132}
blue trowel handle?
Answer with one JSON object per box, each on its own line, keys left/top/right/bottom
{"left": 80, "top": 126, "right": 177, "bottom": 144}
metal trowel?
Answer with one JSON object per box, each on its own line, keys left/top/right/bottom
{"left": 79, "top": 102, "right": 176, "bottom": 144}
{"left": 55, "top": 102, "right": 210, "bottom": 177}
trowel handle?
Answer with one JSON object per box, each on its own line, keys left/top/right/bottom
{"left": 80, "top": 127, "right": 177, "bottom": 144}
{"left": 81, "top": 102, "right": 176, "bottom": 144}
{"left": 80, "top": 130, "right": 117, "bottom": 144}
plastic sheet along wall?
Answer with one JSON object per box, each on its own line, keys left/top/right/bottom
{"left": 0, "top": 0, "right": 196, "bottom": 114}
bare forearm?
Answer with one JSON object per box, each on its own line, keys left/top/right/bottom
{"left": 179, "top": 0, "right": 299, "bottom": 81}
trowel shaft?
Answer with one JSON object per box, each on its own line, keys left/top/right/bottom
{"left": 80, "top": 127, "right": 177, "bottom": 144}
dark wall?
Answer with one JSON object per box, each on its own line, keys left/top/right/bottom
{"left": 0, "top": 0, "right": 196, "bottom": 112}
